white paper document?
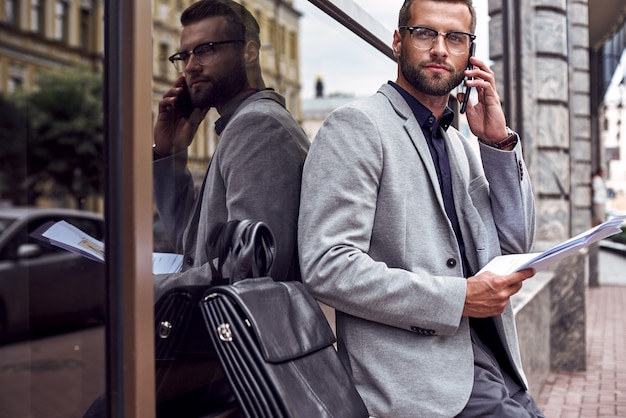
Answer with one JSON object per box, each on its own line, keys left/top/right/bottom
{"left": 479, "top": 215, "right": 626, "bottom": 276}
{"left": 42, "top": 220, "right": 105, "bottom": 262}
{"left": 152, "top": 252, "right": 184, "bottom": 275}
{"left": 38, "top": 220, "right": 183, "bottom": 274}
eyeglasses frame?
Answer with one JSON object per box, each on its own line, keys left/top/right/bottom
{"left": 398, "top": 26, "right": 476, "bottom": 54}
{"left": 168, "top": 39, "right": 246, "bottom": 72}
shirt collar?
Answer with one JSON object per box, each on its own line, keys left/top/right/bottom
{"left": 214, "top": 89, "right": 261, "bottom": 135}
{"left": 388, "top": 81, "right": 455, "bottom": 132}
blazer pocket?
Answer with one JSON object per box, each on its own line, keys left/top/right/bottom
{"left": 467, "top": 175, "right": 491, "bottom": 213}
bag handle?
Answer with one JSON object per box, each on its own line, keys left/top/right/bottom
{"left": 207, "top": 220, "right": 276, "bottom": 284}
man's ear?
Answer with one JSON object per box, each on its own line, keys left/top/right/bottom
{"left": 244, "top": 40, "right": 260, "bottom": 64}
{"left": 392, "top": 29, "right": 402, "bottom": 57}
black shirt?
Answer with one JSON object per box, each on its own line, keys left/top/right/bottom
{"left": 389, "top": 81, "right": 471, "bottom": 277}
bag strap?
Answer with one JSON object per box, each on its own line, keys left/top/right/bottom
{"left": 207, "top": 220, "right": 276, "bottom": 284}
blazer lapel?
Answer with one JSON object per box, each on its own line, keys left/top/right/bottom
{"left": 381, "top": 84, "right": 446, "bottom": 209}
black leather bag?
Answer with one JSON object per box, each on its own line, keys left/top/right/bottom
{"left": 200, "top": 275, "right": 368, "bottom": 415}
{"left": 205, "top": 219, "right": 276, "bottom": 283}
{"left": 157, "top": 220, "right": 368, "bottom": 417}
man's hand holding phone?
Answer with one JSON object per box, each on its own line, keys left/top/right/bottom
{"left": 457, "top": 54, "right": 509, "bottom": 143}
{"left": 154, "top": 76, "right": 207, "bottom": 157}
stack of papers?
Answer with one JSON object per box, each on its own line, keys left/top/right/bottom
{"left": 479, "top": 216, "right": 626, "bottom": 275}
{"left": 37, "top": 220, "right": 183, "bottom": 274}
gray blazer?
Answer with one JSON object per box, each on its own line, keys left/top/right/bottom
{"left": 154, "top": 89, "right": 309, "bottom": 300}
{"left": 298, "top": 83, "right": 536, "bottom": 417}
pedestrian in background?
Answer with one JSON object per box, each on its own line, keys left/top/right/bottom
{"left": 592, "top": 167, "right": 607, "bottom": 226}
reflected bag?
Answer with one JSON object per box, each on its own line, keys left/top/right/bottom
{"left": 154, "top": 220, "right": 275, "bottom": 363}
{"left": 154, "top": 284, "right": 229, "bottom": 408}
{"left": 153, "top": 219, "right": 275, "bottom": 412}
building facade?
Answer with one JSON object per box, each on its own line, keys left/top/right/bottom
{"left": 153, "top": 0, "right": 303, "bottom": 184}
{"left": 488, "top": 0, "right": 626, "bottom": 374}
{"left": 0, "top": 0, "right": 104, "bottom": 92}
{"left": 0, "top": 0, "right": 303, "bottom": 187}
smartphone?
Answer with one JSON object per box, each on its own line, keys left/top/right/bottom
{"left": 174, "top": 81, "right": 194, "bottom": 120}
{"left": 459, "top": 42, "right": 476, "bottom": 114}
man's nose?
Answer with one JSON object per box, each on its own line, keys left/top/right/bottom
{"left": 430, "top": 34, "right": 449, "bottom": 57}
{"left": 185, "top": 53, "right": 202, "bottom": 73}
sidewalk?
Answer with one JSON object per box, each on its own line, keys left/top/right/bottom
{"left": 536, "top": 248, "right": 626, "bottom": 417}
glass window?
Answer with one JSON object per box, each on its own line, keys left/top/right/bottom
{"left": 54, "top": 0, "right": 69, "bottom": 42}
{"left": 0, "top": 0, "right": 106, "bottom": 415}
{"left": 7, "top": 75, "right": 23, "bottom": 92}
{"left": 30, "top": 0, "right": 44, "bottom": 34}
{"left": 5, "top": 0, "right": 17, "bottom": 25}
{"left": 79, "top": 7, "right": 91, "bottom": 49}
{"left": 0, "top": 0, "right": 428, "bottom": 415}
{"left": 159, "top": 42, "right": 169, "bottom": 78}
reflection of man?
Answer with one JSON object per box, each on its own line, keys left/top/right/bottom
{"left": 84, "top": 1, "right": 309, "bottom": 416}
{"left": 152, "top": 0, "right": 309, "bottom": 300}
{"left": 592, "top": 168, "right": 606, "bottom": 226}
{"left": 298, "top": 0, "right": 543, "bottom": 416}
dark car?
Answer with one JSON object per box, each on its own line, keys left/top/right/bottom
{"left": 0, "top": 207, "right": 105, "bottom": 344}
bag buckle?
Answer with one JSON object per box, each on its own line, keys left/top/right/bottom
{"left": 158, "top": 321, "right": 173, "bottom": 339}
{"left": 217, "top": 323, "right": 233, "bottom": 342}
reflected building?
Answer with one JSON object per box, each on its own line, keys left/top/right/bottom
{"left": 300, "top": 75, "right": 358, "bottom": 141}
{"left": 152, "top": 0, "right": 303, "bottom": 186}
{"left": 0, "top": 0, "right": 303, "bottom": 189}
{"left": 0, "top": 0, "right": 104, "bottom": 91}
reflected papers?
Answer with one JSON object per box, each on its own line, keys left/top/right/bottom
{"left": 38, "top": 220, "right": 183, "bottom": 274}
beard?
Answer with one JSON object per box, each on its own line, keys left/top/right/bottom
{"left": 399, "top": 55, "right": 465, "bottom": 96}
{"left": 191, "top": 58, "right": 248, "bottom": 109}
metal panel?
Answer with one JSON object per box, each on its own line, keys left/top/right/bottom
{"left": 104, "top": 0, "right": 155, "bottom": 416}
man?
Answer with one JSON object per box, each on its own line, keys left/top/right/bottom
{"left": 592, "top": 167, "right": 606, "bottom": 226}
{"left": 298, "top": 0, "right": 543, "bottom": 416}
{"left": 153, "top": 0, "right": 309, "bottom": 300}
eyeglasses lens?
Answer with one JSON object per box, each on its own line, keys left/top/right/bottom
{"left": 170, "top": 44, "right": 216, "bottom": 73}
{"left": 408, "top": 28, "right": 471, "bottom": 55}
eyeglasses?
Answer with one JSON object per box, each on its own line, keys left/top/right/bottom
{"left": 168, "top": 40, "right": 245, "bottom": 73}
{"left": 399, "top": 26, "right": 475, "bottom": 55}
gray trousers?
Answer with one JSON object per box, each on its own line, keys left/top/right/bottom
{"left": 456, "top": 321, "right": 545, "bottom": 418}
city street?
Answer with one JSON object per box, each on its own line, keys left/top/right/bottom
{"left": 0, "top": 327, "right": 104, "bottom": 418}
{"left": 537, "top": 247, "right": 626, "bottom": 417}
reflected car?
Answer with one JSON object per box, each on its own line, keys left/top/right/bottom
{"left": 0, "top": 207, "right": 105, "bottom": 344}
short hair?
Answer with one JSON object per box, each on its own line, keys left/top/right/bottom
{"left": 398, "top": 0, "right": 477, "bottom": 33}
{"left": 181, "top": 0, "right": 261, "bottom": 46}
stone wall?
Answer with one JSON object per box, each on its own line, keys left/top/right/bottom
{"left": 490, "top": 0, "right": 592, "bottom": 374}
{"left": 513, "top": 272, "right": 552, "bottom": 397}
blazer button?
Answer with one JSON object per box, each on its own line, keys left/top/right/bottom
{"left": 446, "top": 258, "right": 457, "bottom": 268}
{"left": 186, "top": 256, "right": 194, "bottom": 266}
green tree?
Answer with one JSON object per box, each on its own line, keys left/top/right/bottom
{"left": 27, "top": 67, "right": 104, "bottom": 209}
{"left": 0, "top": 94, "right": 29, "bottom": 205}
